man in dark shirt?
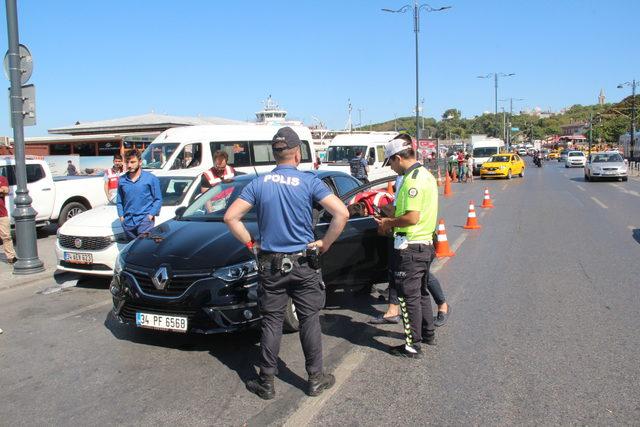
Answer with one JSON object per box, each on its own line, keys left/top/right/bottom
{"left": 67, "top": 160, "right": 78, "bottom": 176}
{"left": 349, "top": 149, "right": 369, "bottom": 183}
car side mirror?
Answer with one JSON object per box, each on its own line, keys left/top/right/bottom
{"left": 175, "top": 206, "right": 187, "bottom": 218}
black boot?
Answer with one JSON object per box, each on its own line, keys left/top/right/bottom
{"left": 246, "top": 374, "right": 275, "bottom": 400}
{"left": 307, "top": 372, "right": 335, "bottom": 397}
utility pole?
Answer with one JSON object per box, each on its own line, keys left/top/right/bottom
{"left": 588, "top": 111, "right": 593, "bottom": 157}
{"left": 5, "top": 0, "right": 44, "bottom": 274}
{"left": 617, "top": 79, "right": 637, "bottom": 160}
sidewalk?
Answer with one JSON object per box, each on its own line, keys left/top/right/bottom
{"left": 0, "top": 226, "right": 59, "bottom": 291}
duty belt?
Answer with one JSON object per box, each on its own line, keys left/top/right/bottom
{"left": 258, "top": 248, "right": 321, "bottom": 274}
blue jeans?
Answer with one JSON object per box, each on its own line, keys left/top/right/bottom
{"left": 123, "top": 217, "right": 155, "bottom": 241}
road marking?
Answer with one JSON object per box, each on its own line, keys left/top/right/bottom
{"left": 432, "top": 232, "right": 467, "bottom": 273}
{"left": 284, "top": 350, "right": 367, "bottom": 426}
{"left": 590, "top": 197, "right": 608, "bottom": 209}
{"left": 53, "top": 299, "right": 111, "bottom": 321}
{"left": 501, "top": 183, "right": 508, "bottom": 191}
{"left": 575, "top": 184, "right": 586, "bottom": 192}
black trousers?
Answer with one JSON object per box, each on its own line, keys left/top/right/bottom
{"left": 389, "top": 271, "right": 445, "bottom": 306}
{"left": 392, "top": 244, "right": 436, "bottom": 345}
{"left": 257, "top": 259, "right": 325, "bottom": 376}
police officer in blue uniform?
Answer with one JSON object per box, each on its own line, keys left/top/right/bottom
{"left": 224, "top": 127, "right": 349, "bottom": 400}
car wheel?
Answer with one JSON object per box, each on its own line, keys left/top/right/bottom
{"left": 622, "top": 177, "right": 628, "bottom": 182}
{"left": 58, "top": 202, "right": 88, "bottom": 226}
{"left": 519, "top": 168, "right": 525, "bottom": 178}
{"left": 480, "top": 176, "right": 486, "bottom": 180}
{"left": 507, "top": 170, "right": 512, "bottom": 179}
{"left": 283, "top": 298, "right": 299, "bottom": 332}
{"left": 584, "top": 174, "right": 590, "bottom": 182}
{"left": 565, "top": 165, "right": 569, "bottom": 168}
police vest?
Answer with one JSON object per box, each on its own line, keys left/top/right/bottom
{"left": 105, "top": 168, "right": 119, "bottom": 190}
{"left": 204, "top": 166, "right": 234, "bottom": 186}
{"left": 349, "top": 190, "right": 394, "bottom": 215}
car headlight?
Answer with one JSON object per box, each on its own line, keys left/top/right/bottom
{"left": 109, "top": 232, "right": 128, "bottom": 243}
{"left": 114, "top": 240, "right": 135, "bottom": 274}
{"left": 213, "top": 260, "right": 258, "bottom": 283}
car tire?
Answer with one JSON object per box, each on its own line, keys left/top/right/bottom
{"left": 584, "top": 174, "right": 590, "bottom": 182}
{"left": 622, "top": 177, "right": 628, "bottom": 182}
{"left": 519, "top": 168, "right": 525, "bottom": 178}
{"left": 283, "top": 298, "right": 299, "bottom": 333}
{"left": 480, "top": 176, "right": 486, "bottom": 180}
{"left": 507, "top": 170, "right": 512, "bottom": 180}
{"left": 58, "top": 201, "right": 88, "bottom": 226}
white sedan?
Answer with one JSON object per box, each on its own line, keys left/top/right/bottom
{"left": 565, "top": 151, "right": 586, "bottom": 168}
{"left": 55, "top": 171, "right": 203, "bottom": 276}
{"left": 584, "top": 152, "right": 628, "bottom": 182}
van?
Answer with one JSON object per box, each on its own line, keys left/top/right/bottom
{"left": 319, "top": 132, "right": 398, "bottom": 181}
{"left": 139, "top": 124, "right": 316, "bottom": 175}
{"left": 470, "top": 135, "right": 505, "bottom": 173}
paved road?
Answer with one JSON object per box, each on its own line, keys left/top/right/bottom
{"left": 1, "top": 160, "right": 639, "bottom": 425}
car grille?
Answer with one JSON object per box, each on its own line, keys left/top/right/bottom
{"left": 119, "top": 302, "right": 199, "bottom": 323}
{"left": 59, "top": 234, "right": 113, "bottom": 251}
{"left": 125, "top": 266, "right": 211, "bottom": 297}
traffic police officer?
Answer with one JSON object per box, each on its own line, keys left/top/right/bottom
{"left": 224, "top": 127, "right": 349, "bottom": 399}
{"left": 375, "top": 134, "right": 439, "bottom": 358}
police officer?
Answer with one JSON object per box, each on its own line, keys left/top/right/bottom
{"left": 224, "top": 126, "right": 349, "bottom": 399}
{"left": 375, "top": 135, "right": 439, "bottom": 358}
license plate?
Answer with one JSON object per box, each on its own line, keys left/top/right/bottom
{"left": 484, "top": 171, "right": 495, "bottom": 175}
{"left": 135, "top": 312, "right": 188, "bottom": 333}
{"left": 604, "top": 171, "right": 617, "bottom": 175}
{"left": 64, "top": 252, "right": 93, "bottom": 264}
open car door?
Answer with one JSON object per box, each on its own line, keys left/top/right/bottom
{"left": 314, "top": 176, "right": 397, "bottom": 289}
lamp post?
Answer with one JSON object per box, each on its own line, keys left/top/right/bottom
{"left": 478, "top": 72, "right": 515, "bottom": 137}
{"left": 382, "top": 1, "right": 450, "bottom": 141}
{"left": 617, "top": 79, "right": 637, "bottom": 160}
{"left": 499, "top": 97, "right": 524, "bottom": 150}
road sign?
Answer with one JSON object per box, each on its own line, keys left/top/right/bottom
{"left": 511, "top": 127, "right": 520, "bottom": 132}
{"left": 3, "top": 44, "right": 32, "bottom": 85}
{"left": 7, "top": 84, "right": 36, "bottom": 126}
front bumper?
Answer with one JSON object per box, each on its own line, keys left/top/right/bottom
{"left": 110, "top": 267, "right": 261, "bottom": 334}
{"left": 55, "top": 239, "right": 123, "bottom": 276}
{"left": 480, "top": 169, "right": 508, "bottom": 178}
{"left": 566, "top": 161, "right": 586, "bottom": 167}
{"left": 589, "top": 170, "right": 628, "bottom": 179}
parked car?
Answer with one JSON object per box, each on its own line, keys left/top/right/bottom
{"left": 479, "top": 153, "right": 525, "bottom": 179}
{"left": 559, "top": 150, "right": 569, "bottom": 162}
{"left": 565, "top": 151, "right": 586, "bottom": 168}
{"left": 584, "top": 152, "right": 628, "bottom": 182}
{"left": 1, "top": 157, "right": 108, "bottom": 227}
{"left": 56, "top": 169, "right": 208, "bottom": 276}
{"left": 109, "top": 171, "right": 391, "bottom": 334}
{"left": 548, "top": 151, "right": 560, "bottom": 160}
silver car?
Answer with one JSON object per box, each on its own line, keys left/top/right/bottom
{"left": 584, "top": 152, "right": 628, "bottom": 182}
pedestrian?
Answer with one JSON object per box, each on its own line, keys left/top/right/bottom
{"left": 0, "top": 173, "right": 16, "bottom": 264}
{"left": 104, "top": 153, "right": 124, "bottom": 203}
{"left": 457, "top": 150, "right": 466, "bottom": 183}
{"left": 117, "top": 149, "right": 162, "bottom": 241}
{"left": 224, "top": 126, "right": 349, "bottom": 399}
{"left": 375, "top": 135, "right": 439, "bottom": 357}
{"left": 448, "top": 152, "right": 457, "bottom": 180}
{"left": 200, "top": 150, "right": 235, "bottom": 193}
{"left": 66, "top": 160, "right": 78, "bottom": 176}
{"left": 466, "top": 153, "right": 474, "bottom": 183}
{"left": 349, "top": 149, "right": 369, "bottom": 183}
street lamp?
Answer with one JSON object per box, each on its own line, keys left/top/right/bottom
{"left": 478, "top": 72, "right": 515, "bottom": 137}
{"left": 499, "top": 97, "right": 524, "bottom": 150}
{"left": 382, "top": 1, "right": 451, "bottom": 141}
{"left": 617, "top": 79, "right": 637, "bottom": 160}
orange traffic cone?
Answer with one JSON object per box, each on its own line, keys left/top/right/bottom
{"left": 386, "top": 180, "right": 394, "bottom": 195}
{"left": 443, "top": 172, "right": 453, "bottom": 197}
{"left": 452, "top": 166, "right": 458, "bottom": 182}
{"left": 437, "top": 168, "right": 443, "bottom": 187}
{"left": 480, "top": 188, "right": 494, "bottom": 208}
{"left": 463, "top": 200, "right": 482, "bottom": 229}
{"left": 435, "top": 219, "right": 455, "bottom": 258}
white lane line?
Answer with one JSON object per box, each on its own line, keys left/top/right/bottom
{"left": 284, "top": 350, "right": 367, "bottom": 427}
{"left": 575, "top": 184, "right": 586, "bottom": 192}
{"left": 432, "top": 232, "right": 468, "bottom": 273}
{"left": 501, "top": 183, "right": 508, "bottom": 191}
{"left": 54, "top": 299, "right": 111, "bottom": 321}
{"left": 590, "top": 197, "right": 608, "bottom": 209}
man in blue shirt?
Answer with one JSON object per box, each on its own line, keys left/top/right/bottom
{"left": 117, "top": 149, "right": 162, "bottom": 241}
{"left": 225, "top": 127, "right": 349, "bottom": 400}
{"left": 349, "top": 149, "right": 369, "bottom": 183}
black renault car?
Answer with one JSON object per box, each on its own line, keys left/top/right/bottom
{"left": 110, "top": 171, "right": 394, "bottom": 334}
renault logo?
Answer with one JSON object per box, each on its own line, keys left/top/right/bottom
{"left": 151, "top": 266, "right": 169, "bottom": 290}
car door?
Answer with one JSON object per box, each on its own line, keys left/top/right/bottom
{"left": 314, "top": 176, "right": 394, "bottom": 288}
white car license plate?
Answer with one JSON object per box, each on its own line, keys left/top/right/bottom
{"left": 604, "top": 171, "right": 616, "bottom": 175}
{"left": 135, "top": 312, "right": 188, "bottom": 332}
{"left": 64, "top": 252, "right": 93, "bottom": 264}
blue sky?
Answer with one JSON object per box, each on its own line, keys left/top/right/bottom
{"left": 0, "top": 0, "right": 638, "bottom": 136}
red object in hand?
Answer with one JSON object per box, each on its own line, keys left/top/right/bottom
{"left": 245, "top": 240, "right": 255, "bottom": 250}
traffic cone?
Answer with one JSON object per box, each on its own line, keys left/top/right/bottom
{"left": 386, "top": 180, "right": 394, "bottom": 195}
{"left": 435, "top": 219, "right": 455, "bottom": 258}
{"left": 480, "top": 188, "right": 494, "bottom": 209}
{"left": 452, "top": 166, "right": 457, "bottom": 182}
{"left": 443, "top": 172, "right": 453, "bottom": 197}
{"left": 463, "top": 200, "right": 481, "bottom": 229}
{"left": 437, "top": 168, "right": 443, "bottom": 187}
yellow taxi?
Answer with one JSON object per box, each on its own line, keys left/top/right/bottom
{"left": 480, "top": 153, "right": 525, "bottom": 179}
{"left": 548, "top": 151, "right": 559, "bottom": 160}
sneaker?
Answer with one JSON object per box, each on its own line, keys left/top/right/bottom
{"left": 389, "top": 344, "right": 422, "bottom": 358}
{"left": 7, "top": 257, "right": 17, "bottom": 264}
{"left": 434, "top": 305, "right": 451, "bottom": 327}
{"left": 308, "top": 372, "right": 335, "bottom": 396}
{"left": 246, "top": 374, "right": 275, "bottom": 400}
{"left": 421, "top": 334, "right": 436, "bottom": 346}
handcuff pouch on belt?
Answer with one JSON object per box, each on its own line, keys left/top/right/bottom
{"left": 258, "top": 247, "right": 321, "bottom": 275}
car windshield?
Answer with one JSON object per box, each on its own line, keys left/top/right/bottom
{"left": 489, "top": 155, "right": 510, "bottom": 163}
{"left": 108, "top": 176, "right": 194, "bottom": 206}
{"left": 592, "top": 153, "right": 624, "bottom": 163}
{"left": 326, "top": 146, "right": 367, "bottom": 163}
{"left": 141, "top": 143, "right": 180, "bottom": 169}
{"left": 181, "top": 180, "right": 253, "bottom": 221}
{"left": 473, "top": 147, "right": 498, "bottom": 157}
{"left": 568, "top": 152, "right": 584, "bottom": 157}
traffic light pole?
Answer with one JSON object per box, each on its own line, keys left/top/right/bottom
{"left": 5, "top": 0, "right": 43, "bottom": 274}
